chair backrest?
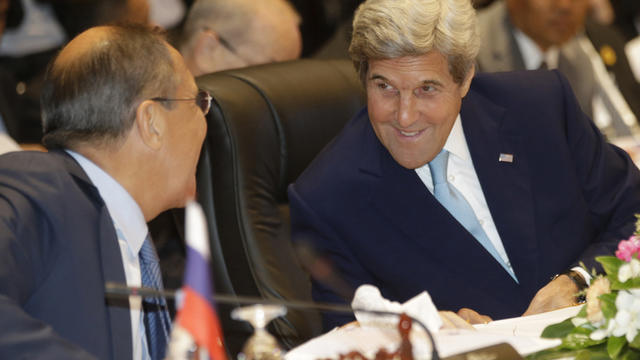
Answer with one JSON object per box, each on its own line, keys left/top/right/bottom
{"left": 195, "top": 59, "right": 365, "bottom": 355}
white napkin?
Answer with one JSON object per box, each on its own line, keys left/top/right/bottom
{"left": 351, "top": 284, "right": 442, "bottom": 333}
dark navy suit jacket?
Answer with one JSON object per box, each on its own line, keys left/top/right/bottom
{"left": 289, "top": 70, "right": 640, "bottom": 330}
{"left": 0, "top": 151, "right": 133, "bottom": 359}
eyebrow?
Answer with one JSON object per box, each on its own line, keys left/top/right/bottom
{"left": 421, "top": 79, "right": 443, "bottom": 87}
{"left": 369, "top": 74, "right": 389, "bottom": 82}
{"left": 369, "top": 74, "right": 444, "bottom": 88}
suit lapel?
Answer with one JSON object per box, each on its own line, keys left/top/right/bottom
{"left": 61, "top": 151, "right": 133, "bottom": 359}
{"left": 358, "top": 119, "right": 520, "bottom": 279}
{"left": 461, "top": 89, "right": 539, "bottom": 288}
{"left": 99, "top": 208, "right": 134, "bottom": 360}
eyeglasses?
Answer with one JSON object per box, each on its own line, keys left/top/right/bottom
{"left": 151, "top": 90, "right": 212, "bottom": 115}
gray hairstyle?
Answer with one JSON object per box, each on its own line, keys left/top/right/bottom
{"left": 41, "top": 24, "right": 178, "bottom": 149}
{"left": 349, "top": 0, "right": 480, "bottom": 84}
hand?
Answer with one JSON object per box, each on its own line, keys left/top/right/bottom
{"left": 438, "top": 311, "right": 475, "bottom": 330}
{"left": 522, "top": 274, "right": 579, "bottom": 316}
{"left": 456, "top": 308, "right": 492, "bottom": 324}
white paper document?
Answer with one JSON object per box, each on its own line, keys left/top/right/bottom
{"left": 285, "top": 306, "right": 582, "bottom": 360}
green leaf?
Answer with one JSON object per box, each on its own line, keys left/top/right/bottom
{"left": 608, "top": 336, "right": 627, "bottom": 359}
{"left": 576, "top": 306, "right": 588, "bottom": 318}
{"left": 598, "top": 255, "right": 640, "bottom": 290}
{"left": 629, "top": 333, "right": 640, "bottom": 350}
{"left": 527, "top": 344, "right": 610, "bottom": 360}
{"left": 562, "top": 332, "right": 606, "bottom": 350}
{"left": 541, "top": 318, "right": 577, "bottom": 339}
{"left": 620, "top": 347, "right": 640, "bottom": 360}
{"left": 575, "top": 350, "right": 591, "bottom": 360}
{"left": 611, "top": 277, "right": 640, "bottom": 291}
{"left": 597, "top": 256, "right": 624, "bottom": 277}
{"left": 527, "top": 347, "right": 580, "bottom": 360}
{"left": 575, "top": 345, "right": 613, "bottom": 360}
{"left": 600, "top": 292, "right": 619, "bottom": 319}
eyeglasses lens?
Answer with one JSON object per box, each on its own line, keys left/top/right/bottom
{"left": 197, "top": 91, "right": 212, "bottom": 115}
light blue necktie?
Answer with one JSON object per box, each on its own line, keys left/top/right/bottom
{"left": 139, "top": 234, "right": 172, "bottom": 360}
{"left": 429, "top": 150, "right": 517, "bottom": 282}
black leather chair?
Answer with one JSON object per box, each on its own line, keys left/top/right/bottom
{"left": 195, "top": 59, "right": 366, "bottom": 356}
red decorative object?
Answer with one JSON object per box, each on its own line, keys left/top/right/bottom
{"left": 319, "top": 313, "right": 415, "bottom": 360}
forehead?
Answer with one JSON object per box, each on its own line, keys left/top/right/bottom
{"left": 510, "top": 0, "right": 588, "bottom": 12}
{"left": 367, "top": 52, "right": 453, "bottom": 85}
{"left": 168, "top": 45, "right": 198, "bottom": 92}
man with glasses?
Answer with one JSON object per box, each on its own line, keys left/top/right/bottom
{"left": 179, "top": 0, "right": 302, "bottom": 76}
{"left": 0, "top": 24, "right": 207, "bottom": 359}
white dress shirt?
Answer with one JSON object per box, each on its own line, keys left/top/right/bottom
{"left": 415, "top": 115, "right": 516, "bottom": 278}
{"left": 415, "top": 116, "right": 590, "bottom": 284}
{"left": 512, "top": 28, "right": 559, "bottom": 70}
{"left": 66, "top": 150, "right": 151, "bottom": 360}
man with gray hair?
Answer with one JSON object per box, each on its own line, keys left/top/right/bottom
{"left": 289, "top": 0, "right": 640, "bottom": 329}
{"left": 179, "top": 0, "right": 302, "bottom": 76}
{"left": 0, "top": 24, "right": 208, "bottom": 359}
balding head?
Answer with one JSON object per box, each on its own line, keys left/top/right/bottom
{"left": 41, "top": 25, "right": 179, "bottom": 149}
{"left": 180, "top": 0, "right": 302, "bottom": 75}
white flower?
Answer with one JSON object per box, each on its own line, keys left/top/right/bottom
{"left": 572, "top": 317, "right": 589, "bottom": 327}
{"left": 590, "top": 328, "right": 609, "bottom": 341}
{"left": 608, "top": 290, "right": 640, "bottom": 342}
{"left": 618, "top": 258, "right": 640, "bottom": 283}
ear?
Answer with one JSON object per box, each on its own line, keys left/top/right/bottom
{"left": 135, "top": 100, "right": 165, "bottom": 151}
{"left": 193, "top": 29, "right": 222, "bottom": 75}
{"left": 459, "top": 63, "right": 475, "bottom": 98}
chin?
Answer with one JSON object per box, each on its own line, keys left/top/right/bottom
{"left": 183, "top": 178, "right": 198, "bottom": 203}
{"left": 393, "top": 155, "right": 429, "bottom": 170}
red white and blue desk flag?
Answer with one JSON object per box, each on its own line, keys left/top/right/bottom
{"left": 171, "top": 201, "right": 227, "bottom": 360}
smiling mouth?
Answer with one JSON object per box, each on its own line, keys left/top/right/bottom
{"left": 398, "top": 129, "right": 423, "bottom": 137}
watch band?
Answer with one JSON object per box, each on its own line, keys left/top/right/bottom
{"left": 552, "top": 270, "right": 588, "bottom": 303}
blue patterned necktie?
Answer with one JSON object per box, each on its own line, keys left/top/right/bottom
{"left": 139, "top": 234, "right": 172, "bottom": 360}
{"left": 429, "top": 150, "right": 517, "bottom": 282}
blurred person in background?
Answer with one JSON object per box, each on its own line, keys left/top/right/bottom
{"left": 152, "top": 0, "right": 302, "bottom": 295}
{"left": 611, "top": 0, "right": 640, "bottom": 41}
{"left": 179, "top": 0, "right": 302, "bottom": 76}
{"left": 0, "top": 0, "right": 149, "bottom": 144}
{"left": 476, "top": 0, "right": 639, "bottom": 140}
{"left": 0, "top": 0, "right": 24, "bottom": 153}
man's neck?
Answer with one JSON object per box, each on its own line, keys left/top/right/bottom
{"left": 71, "top": 144, "right": 159, "bottom": 222}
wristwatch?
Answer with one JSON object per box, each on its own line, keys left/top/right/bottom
{"left": 551, "top": 270, "right": 588, "bottom": 304}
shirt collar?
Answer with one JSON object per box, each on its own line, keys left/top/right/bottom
{"left": 414, "top": 114, "right": 470, "bottom": 177}
{"left": 66, "top": 150, "right": 147, "bottom": 254}
{"left": 442, "top": 114, "right": 470, "bottom": 162}
{"left": 513, "top": 28, "right": 559, "bottom": 70}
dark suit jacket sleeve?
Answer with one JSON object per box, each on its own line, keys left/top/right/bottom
{"left": 0, "top": 187, "right": 96, "bottom": 359}
{"left": 289, "top": 183, "right": 377, "bottom": 330}
{"left": 556, "top": 70, "right": 640, "bottom": 271}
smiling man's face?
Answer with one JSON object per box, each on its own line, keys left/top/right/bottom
{"left": 366, "top": 51, "right": 474, "bottom": 169}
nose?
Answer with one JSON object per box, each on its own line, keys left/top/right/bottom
{"left": 396, "top": 93, "right": 418, "bottom": 128}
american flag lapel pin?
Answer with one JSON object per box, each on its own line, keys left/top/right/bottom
{"left": 498, "top": 153, "right": 514, "bottom": 163}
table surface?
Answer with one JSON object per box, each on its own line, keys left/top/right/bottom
{"left": 285, "top": 306, "right": 582, "bottom": 359}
